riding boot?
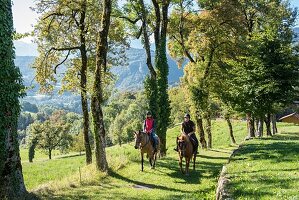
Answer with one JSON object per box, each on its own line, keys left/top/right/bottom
{"left": 174, "top": 146, "right": 178, "bottom": 152}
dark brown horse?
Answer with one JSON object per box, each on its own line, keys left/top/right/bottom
{"left": 134, "top": 130, "right": 160, "bottom": 171}
{"left": 177, "top": 134, "right": 196, "bottom": 175}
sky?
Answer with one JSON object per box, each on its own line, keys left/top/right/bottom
{"left": 12, "top": 0, "right": 299, "bottom": 44}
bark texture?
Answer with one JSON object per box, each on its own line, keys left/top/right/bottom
{"left": 91, "top": 0, "right": 111, "bottom": 171}
{"left": 195, "top": 113, "right": 207, "bottom": 149}
{"left": 79, "top": 0, "right": 92, "bottom": 165}
{"left": 0, "top": 0, "right": 27, "bottom": 198}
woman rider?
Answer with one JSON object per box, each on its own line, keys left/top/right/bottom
{"left": 174, "top": 113, "right": 199, "bottom": 154}
{"left": 143, "top": 111, "right": 157, "bottom": 152}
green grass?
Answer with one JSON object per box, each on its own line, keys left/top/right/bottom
{"left": 23, "top": 120, "right": 298, "bottom": 199}
{"left": 23, "top": 120, "right": 247, "bottom": 199}
{"left": 21, "top": 150, "right": 86, "bottom": 190}
{"left": 225, "top": 123, "right": 299, "bottom": 200}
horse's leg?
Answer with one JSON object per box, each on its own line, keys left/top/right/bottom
{"left": 179, "top": 156, "right": 184, "bottom": 174}
{"left": 141, "top": 153, "right": 144, "bottom": 172}
{"left": 186, "top": 157, "right": 190, "bottom": 176}
{"left": 152, "top": 152, "right": 156, "bottom": 169}
{"left": 193, "top": 153, "right": 196, "bottom": 171}
{"left": 149, "top": 156, "right": 153, "bottom": 168}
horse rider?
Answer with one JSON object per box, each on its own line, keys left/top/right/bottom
{"left": 174, "top": 113, "right": 199, "bottom": 154}
{"left": 143, "top": 111, "right": 157, "bottom": 152}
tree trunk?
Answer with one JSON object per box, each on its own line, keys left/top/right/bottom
{"left": 246, "top": 113, "right": 255, "bottom": 138}
{"left": 139, "top": 0, "right": 158, "bottom": 118}
{"left": 255, "top": 118, "right": 259, "bottom": 136}
{"left": 205, "top": 114, "right": 212, "bottom": 149}
{"left": 224, "top": 115, "right": 236, "bottom": 144}
{"left": 49, "top": 149, "right": 52, "bottom": 160}
{"left": 265, "top": 113, "right": 272, "bottom": 136}
{"left": 271, "top": 114, "right": 277, "bottom": 135}
{"left": 0, "top": 1, "right": 27, "bottom": 197}
{"left": 91, "top": 0, "right": 111, "bottom": 172}
{"left": 79, "top": 0, "right": 92, "bottom": 165}
{"left": 154, "top": 0, "right": 171, "bottom": 156}
{"left": 195, "top": 112, "right": 207, "bottom": 148}
{"left": 252, "top": 117, "right": 256, "bottom": 135}
{"left": 257, "top": 117, "right": 264, "bottom": 137}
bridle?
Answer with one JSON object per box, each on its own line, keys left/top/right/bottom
{"left": 178, "top": 140, "right": 186, "bottom": 157}
{"left": 136, "top": 131, "right": 150, "bottom": 149}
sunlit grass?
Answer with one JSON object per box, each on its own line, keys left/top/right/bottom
{"left": 225, "top": 123, "right": 299, "bottom": 200}
{"left": 22, "top": 120, "right": 298, "bottom": 199}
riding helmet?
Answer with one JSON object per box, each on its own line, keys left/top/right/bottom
{"left": 184, "top": 113, "right": 190, "bottom": 118}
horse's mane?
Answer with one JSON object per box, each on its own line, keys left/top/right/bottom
{"left": 178, "top": 134, "right": 191, "bottom": 143}
{"left": 139, "top": 130, "right": 150, "bottom": 138}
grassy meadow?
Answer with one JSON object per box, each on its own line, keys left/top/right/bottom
{"left": 21, "top": 120, "right": 298, "bottom": 199}
{"left": 225, "top": 123, "right": 299, "bottom": 200}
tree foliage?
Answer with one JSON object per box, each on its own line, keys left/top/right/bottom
{"left": 27, "top": 110, "right": 73, "bottom": 160}
{"left": 0, "top": 0, "right": 27, "bottom": 197}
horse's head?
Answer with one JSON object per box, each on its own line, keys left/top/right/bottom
{"left": 177, "top": 135, "right": 187, "bottom": 157}
{"left": 134, "top": 130, "right": 142, "bottom": 149}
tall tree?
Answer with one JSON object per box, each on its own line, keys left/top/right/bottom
{"left": 33, "top": 0, "right": 126, "bottom": 165}
{"left": 121, "top": 0, "right": 171, "bottom": 154}
{"left": 91, "top": 0, "right": 112, "bottom": 171}
{"left": 27, "top": 111, "right": 73, "bottom": 160}
{"left": 222, "top": 0, "right": 299, "bottom": 138}
{"left": 33, "top": 0, "right": 94, "bottom": 164}
{"left": 0, "top": 0, "right": 27, "bottom": 198}
{"left": 154, "top": 0, "right": 171, "bottom": 155}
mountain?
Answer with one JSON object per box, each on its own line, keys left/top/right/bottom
{"left": 15, "top": 47, "right": 184, "bottom": 110}
{"left": 111, "top": 48, "right": 183, "bottom": 90}
{"left": 14, "top": 41, "right": 38, "bottom": 56}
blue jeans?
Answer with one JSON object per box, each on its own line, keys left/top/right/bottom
{"left": 150, "top": 132, "right": 157, "bottom": 148}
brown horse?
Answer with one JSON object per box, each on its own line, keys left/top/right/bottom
{"left": 134, "top": 130, "right": 160, "bottom": 171}
{"left": 177, "top": 134, "right": 196, "bottom": 175}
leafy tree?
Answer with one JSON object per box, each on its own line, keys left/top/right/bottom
{"left": 33, "top": 0, "right": 127, "bottom": 165}
{"left": 33, "top": 0, "right": 96, "bottom": 165}
{"left": 27, "top": 110, "right": 73, "bottom": 159}
{"left": 0, "top": 0, "right": 27, "bottom": 197}
{"left": 71, "top": 132, "right": 86, "bottom": 155}
{"left": 108, "top": 93, "right": 146, "bottom": 145}
{"left": 219, "top": 0, "right": 299, "bottom": 137}
{"left": 168, "top": 86, "right": 191, "bottom": 125}
{"left": 121, "top": 0, "right": 171, "bottom": 155}
{"left": 18, "top": 112, "right": 34, "bottom": 131}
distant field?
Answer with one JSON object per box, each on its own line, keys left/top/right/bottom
{"left": 21, "top": 149, "right": 86, "bottom": 190}
{"left": 22, "top": 120, "right": 298, "bottom": 199}
{"left": 225, "top": 123, "right": 299, "bottom": 200}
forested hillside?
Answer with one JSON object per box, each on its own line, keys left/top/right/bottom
{"left": 15, "top": 48, "right": 183, "bottom": 108}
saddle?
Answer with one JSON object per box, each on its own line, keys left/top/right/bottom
{"left": 187, "top": 134, "right": 197, "bottom": 154}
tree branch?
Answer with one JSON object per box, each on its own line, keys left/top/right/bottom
{"left": 114, "top": 15, "right": 141, "bottom": 24}
{"left": 43, "top": 12, "right": 64, "bottom": 20}
{"left": 54, "top": 50, "right": 71, "bottom": 74}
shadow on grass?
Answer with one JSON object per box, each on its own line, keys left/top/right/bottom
{"left": 259, "top": 132, "right": 299, "bottom": 141}
{"left": 228, "top": 176, "right": 299, "bottom": 199}
{"left": 55, "top": 153, "right": 85, "bottom": 160}
{"left": 109, "top": 170, "right": 186, "bottom": 193}
{"left": 231, "top": 140, "right": 299, "bottom": 163}
{"left": 198, "top": 154, "right": 228, "bottom": 160}
{"left": 228, "top": 131, "right": 299, "bottom": 199}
